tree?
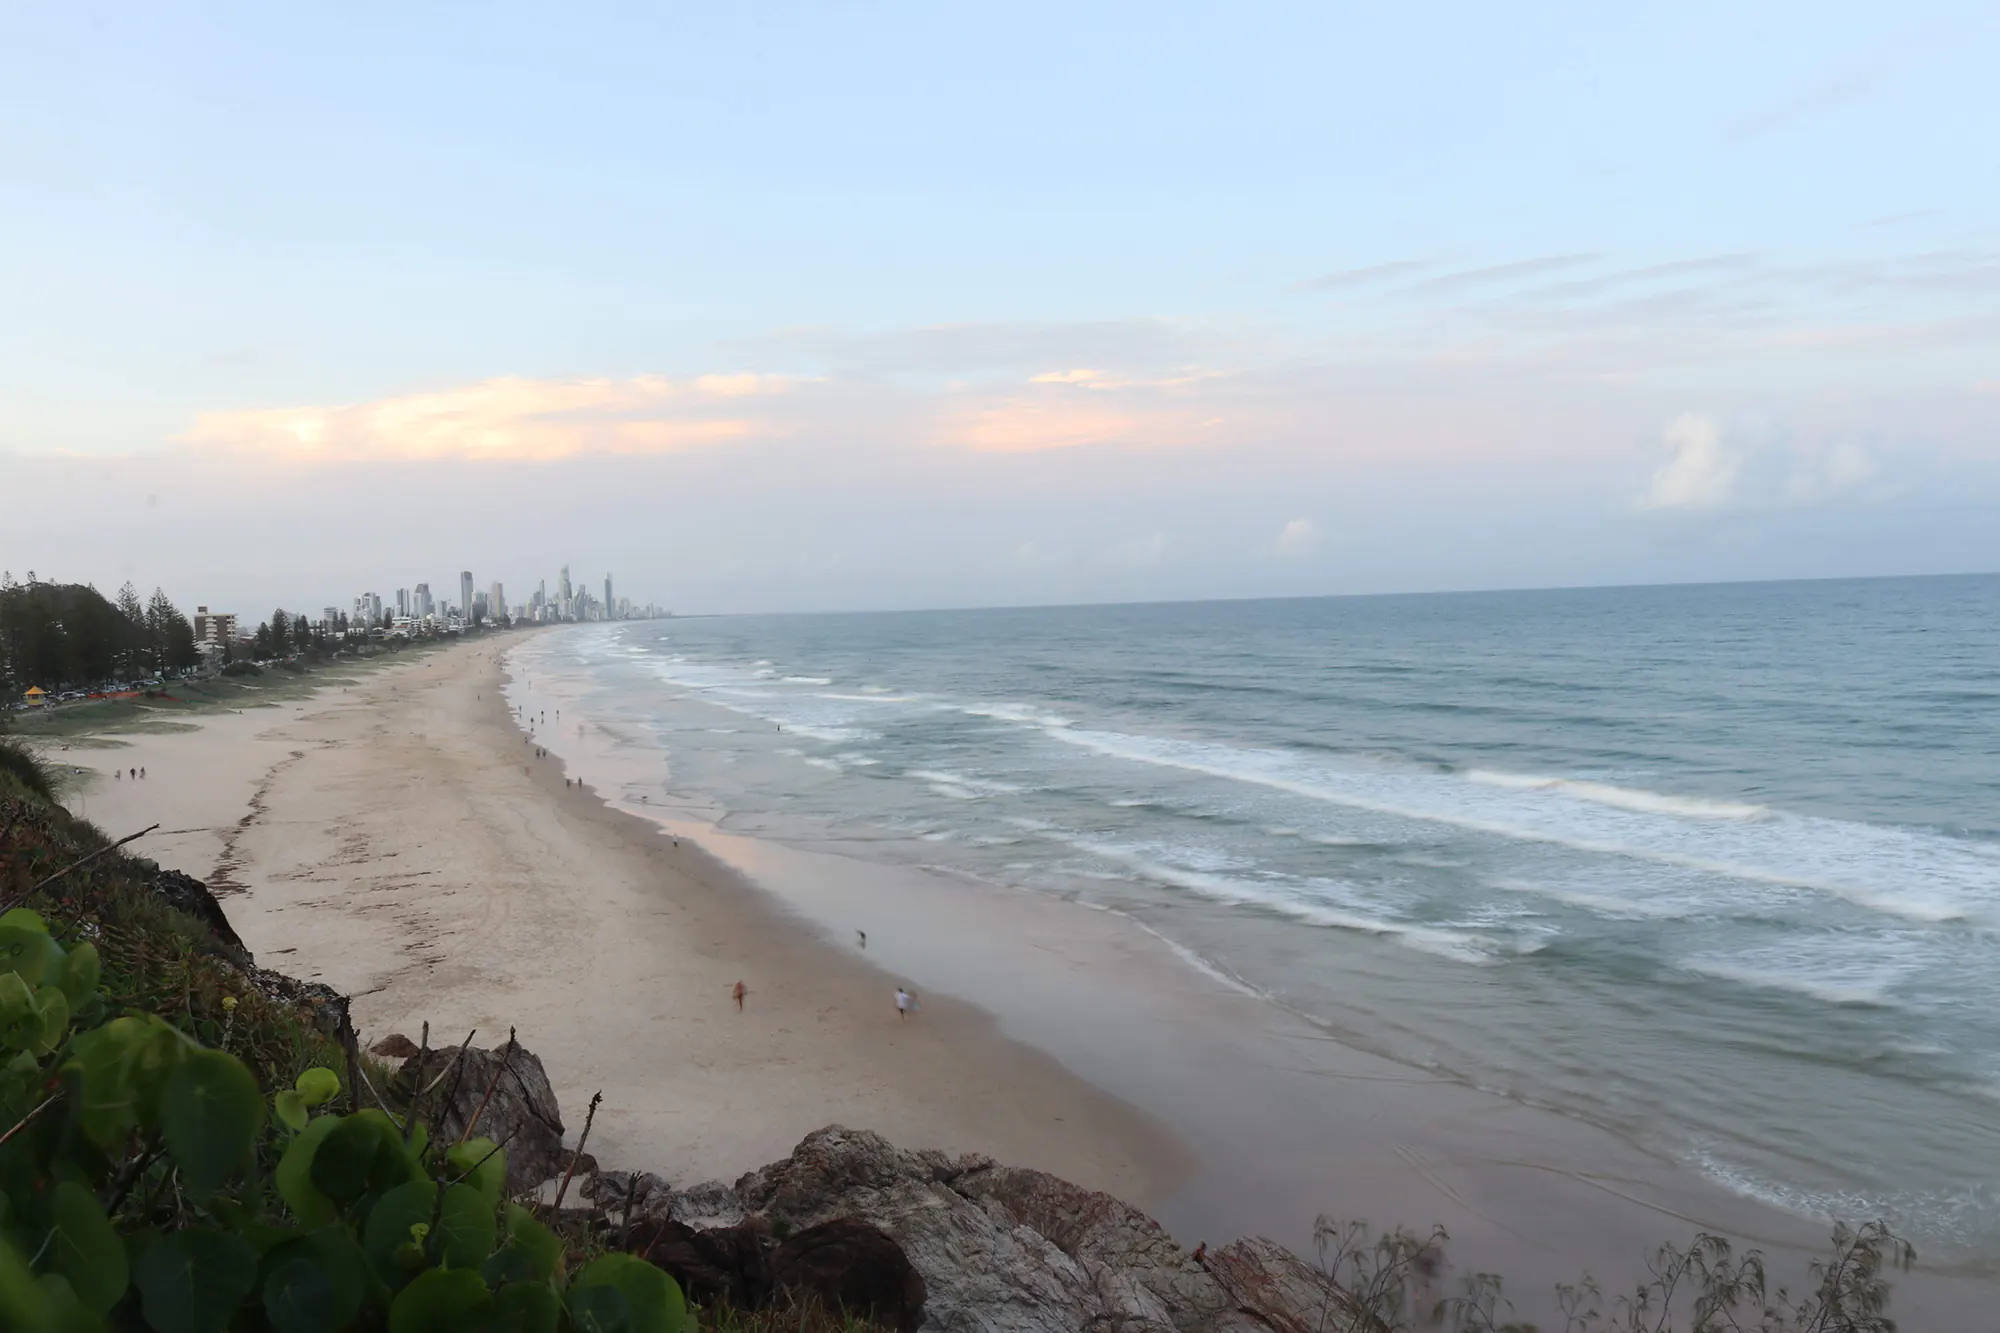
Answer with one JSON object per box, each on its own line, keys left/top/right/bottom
{"left": 116, "top": 582, "right": 146, "bottom": 676}
{"left": 270, "top": 609, "right": 290, "bottom": 656}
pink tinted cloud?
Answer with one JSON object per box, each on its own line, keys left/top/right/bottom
{"left": 179, "top": 374, "right": 799, "bottom": 462}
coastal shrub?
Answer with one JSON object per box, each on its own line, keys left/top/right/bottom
{"left": 0, "top": 737, "right": 60, "bottom": 801}
{"left": 1310, "top": 1215, "right": 1913, "bottom": 1332}
{"left": 0, "top": 908, "right": 693, "bottom": 1332}
{"left": 221, "top": 660, "right": 264, "bottom": 678}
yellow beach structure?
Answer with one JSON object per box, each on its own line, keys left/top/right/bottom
{"left": 22, "top": 687, "right": 47, "bottom": 709}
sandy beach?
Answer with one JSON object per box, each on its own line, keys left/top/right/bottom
{"left": 57, "top": 637, "right": 1188, "bottom": 1205}
{"left": 56, "top": 632, "right": 1994, "bottom": 1326}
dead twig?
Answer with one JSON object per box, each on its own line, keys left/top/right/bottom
{"left": 0, "top": 1091, "right": 61, "bottom": 1149}
{"left": 458, "top": 1026, "right": 517, "bottom": 1145}
{"left": 549, "top": 1090, "right": 602, "bottom": 1215}
{"left": 428, "top": 1028, "right": 479, "bottom": 1143}
{"left": 402, "top": 1021, "right": 430, "bottom": 1143}
{"left": 0, "top": 822, "right": 159, "bottom": 913}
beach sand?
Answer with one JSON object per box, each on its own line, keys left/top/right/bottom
{"left": 59, "top": 637, "right": 1189, "bottom": 1205}
{"left": 60, "top": 633, "right": 1993, "bottom": 1326}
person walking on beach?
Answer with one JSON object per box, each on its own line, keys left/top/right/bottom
{"left": 732, "top": 980, "right": 747, "bottom": 1011}
{"left": 857, "top": 929, "right": 867, "bottom": 950}
{"left": 894, "top": 987, "right": 914, "bottom": 1020}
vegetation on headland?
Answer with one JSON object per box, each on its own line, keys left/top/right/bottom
{"left": 0, "top": 735, "right": 1921, "bottom": 1330}
{"left": 0, "top": 736, "right": 698, "bottom": 1332}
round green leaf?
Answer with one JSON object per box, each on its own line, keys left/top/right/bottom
{"left": 566, "top": 1283, "right": 634, "bottom": 1333}
{"left": 388, "top": 1267, "right": 489, "bottom": 1333}
{"left": 57, "top": 942, "right": 100, "bottom": 1008}
{"left": 434, "top": 1183, "right": 497, "bottom": 1271}
{"left": 274, "top": 1089, "right": 309, "bottom": 1133}
{"left": 258, "top": 1226, "right": 368, "bottom": 1333}
{"left": 503, "top": 1204, "right": 564, "bottom": 1283}
{"left": 311, "top": 1109, "right": 418, "bottom": 1206}
{"left": 132, "top": 1229, "right": 258, "bottom": 1333}
{"left": 47, "top": 1181, "right": 127, "bottom": 1315}
{"left": 0, "top": 974, "right": 40, "bottom": 1051}
{"left": 446, "top": 1137, "right": 506, "bottom": 1208}
{"left": 262, "top": 1257, "right": 337, "bottom": 1333}
{"left": 294, "top": 1067, "right": 341, "bottom": 1108}
{"left": 276, "top": 1113, "right": 344, "bottom": 1228}
{"left": 162, "top": 1047, "right": 264, "bottom": 1197}
{"left": 491, "top": 1280, "right": 561, "bottom": 1333}
{"left": 0, "top": 1234, "right": 57, "bottom": 1333}
{"left": 362, "top": 1180, "right": 437, "bottom": 1285}
{"left": 33, "top": 986, "right": 69, "bottom": 1054}
{"left": 0, "top": 924, "right": 52, "bottom": 984}
{"left": 571, "top": 1253, "right": 684, "bottom": 1333}
{"left": 67, "top": 1014, "right": 186, "bottom": 1148}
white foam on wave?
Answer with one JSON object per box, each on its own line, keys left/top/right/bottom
{"left": 907, "top": 768, "right": 1023, "bottom": 798}
{"left": 1678, "top": 956, "right": 1905, "bottom": 1008}
{"left": 961, "top": 701, "right": 1076, "bottom": 728}
{"left": 1491, "top": 877, "right": 1696, "bottom": 921}
{"left": 783, "top": 676, "right": 834, "bottom": 685}
{"left": 1052, "top": 833, "right": 1503, "bottom": 965}
{"left": 1466, "top": 769, "right": 1770, "bottom": 821}
{"left": 1046, "top": 726, "right": 1995, "bottom": 927}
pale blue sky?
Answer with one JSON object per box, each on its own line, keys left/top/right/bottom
{"left": 3, "top": 2, "right": 1996, "bottom": 612}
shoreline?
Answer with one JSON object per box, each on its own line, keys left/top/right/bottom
{"left": 54, "top": 630, "right": 1998, "bottom": 1326}
{"left": 58, "top": 635, "right": 1190, "bottom": 1209}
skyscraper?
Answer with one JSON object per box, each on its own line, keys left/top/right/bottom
{"left": 489, "top": 582, "right": 507, "bottom": 622}
{"left": 604, "top": 574, "right": 614, "bottom": 621}
{"left": 414, "top": 583, "right": 433, "bottom": 619}
{"left": 460, "top": 571, "right": 475, "bottom": 622}
{"left": 557, "top": 566, "right": 572, "bottom": 613}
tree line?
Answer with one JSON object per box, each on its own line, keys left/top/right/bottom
{"left": 0, "top": 573, "right": 200, "bottom": 697}
{"left": 0, "top": 573, "right": 344, "bottom": 698}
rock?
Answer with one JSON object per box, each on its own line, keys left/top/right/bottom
{"left": 150, "top": 868, "right": 247, "bottom": 953}
{"left": 371, "top": 1033, "right": 421, "bottom": 1059}
{"left": 1204, "top": 1237, "right": 1376, "bottom": 1333}
{"left": 629, "top": 1217, "right": 771, "bottom": 1310}
{"left": 770, "top": 1218, "right": 928, "bottom": 1333}
{"left": 662, "top": 1126, "right": 1266, "bottom": 1333}
{"left": 392, "top": 1039, "right": 567, "bottom": 1194}
{"left": 584, "top": 1169, "right": 671, "bottom": 1216}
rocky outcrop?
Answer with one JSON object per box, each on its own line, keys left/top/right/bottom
{"left": 626, "top": 1125, "right": 1356, "bottom": 1333}
{"left": 150, "top": 867, "right": 248, "bottom": 953}
{"left": 391, "top": 1039, "right": 567, "bottom": 1194}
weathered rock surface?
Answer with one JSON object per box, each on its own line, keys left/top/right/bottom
{"left": 641, "top": 1125, "right": 1353, "bottom": 1333}
{"left": 391, "top": 1039, "right": 567, "bottom": 1194}
{"left": 150, "top": 867, "right": 247, "bottom": 952}
{"left": 770, "top": 1218, "right": 929, "bottom": 1333}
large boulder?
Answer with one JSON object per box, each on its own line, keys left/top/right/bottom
{"left": 770, "top": 1218, "right": 928, "bottom": 1333}
{"left": 656, "top": 1126, "right": 1278, "bottom": 1333}
{"left": 391, "top": 1039, "right": 567, "bottom": 1194}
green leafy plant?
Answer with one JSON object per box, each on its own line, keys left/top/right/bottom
{"left": 0, "top": 908, "right": 693, "bottom": 1333}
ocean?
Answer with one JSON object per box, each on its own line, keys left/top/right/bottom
{"left": 508, "top": 574, "right": 2000, "bottom": 1263}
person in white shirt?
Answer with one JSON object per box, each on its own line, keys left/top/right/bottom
{"left": 894, "top": 987, "right": 914, "bottom": 1020}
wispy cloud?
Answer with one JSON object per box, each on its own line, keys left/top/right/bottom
{"left": 180, "top": 374, "right": 799, "bottom": 462}
{"left": 1399, "top": 254, "right": 1604, "bottom": 297}
{"left": 1291, "top": 260, "right": 1433, "bottom": 294}
{"left": 1723, "top": 62, "right": 1895, "bottom": 145}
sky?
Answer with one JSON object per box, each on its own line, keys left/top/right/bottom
{"left": 3, "top": 1, "right": 1997, "bottom": 616}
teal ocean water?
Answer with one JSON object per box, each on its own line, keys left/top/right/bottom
{"left": 514, "top": 575, "right": 2000, "bottom": 1261}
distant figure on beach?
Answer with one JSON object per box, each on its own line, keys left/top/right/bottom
{"left": 140, "top": 768, "right": 146, "bottom": 779}
{"left": 857, "top": 930, "right": 866, "bottom": 950}
{"left": 895, "top": 987, "right": 914, "bottom": 1020}
{"left": 732, "top": 980, "right": 746, "bottom": 1010}
{"left": 115, "top": 769, "right": 121, "bottom": 780}
{"left": 129, "top": 768, "right": 136, "bottom": 780}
